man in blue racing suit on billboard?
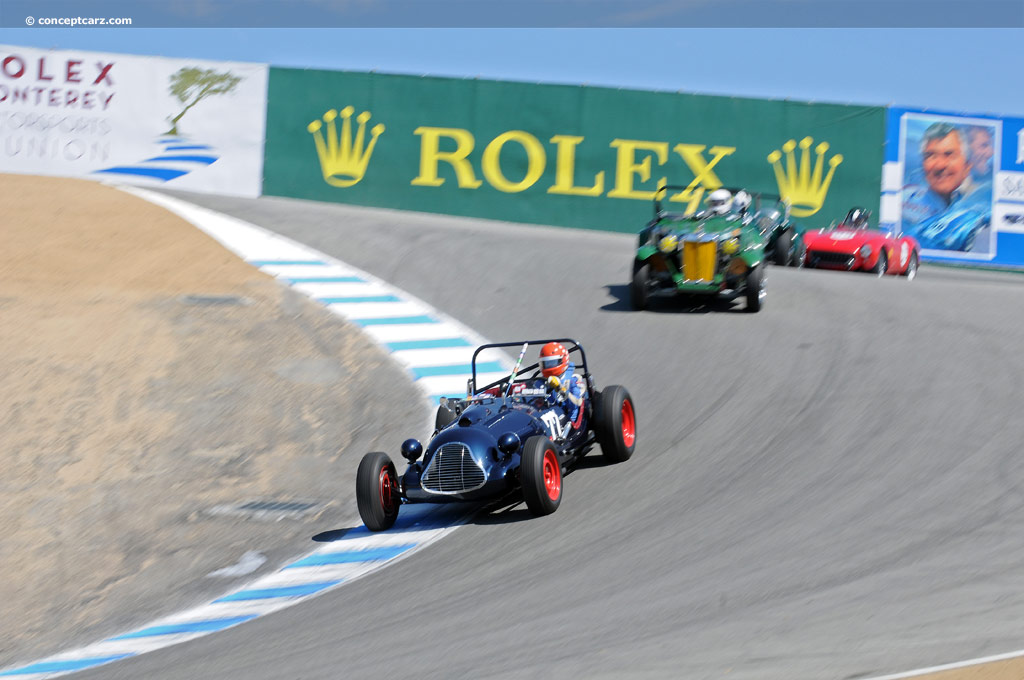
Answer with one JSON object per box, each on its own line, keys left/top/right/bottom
{"left": 902, "top": 121, "right": 991, "bottom": 252}
{"left": 536, "top": 342, "right": 584, "bottom": 437}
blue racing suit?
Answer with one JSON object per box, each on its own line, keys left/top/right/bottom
{"left": 535, "top": 361, "right": 584, "bottom": 426}
{"left": 902, "top": 180, "right": 991, "bottom": 252}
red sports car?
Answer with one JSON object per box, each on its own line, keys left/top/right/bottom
{"left": 803, "top": 208, "right": 919, "bottom": 279}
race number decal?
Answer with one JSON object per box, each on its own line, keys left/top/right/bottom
{"left": 540, "top": 411, "right": 564, "bottom": 440}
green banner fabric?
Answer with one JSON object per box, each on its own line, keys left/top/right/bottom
{"left": 264, "top": 67, "right": 885, "bottom": 232}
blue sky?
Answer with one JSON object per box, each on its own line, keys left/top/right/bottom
{"left": 3, "top": 27, "right": 1023, "bottom": 118}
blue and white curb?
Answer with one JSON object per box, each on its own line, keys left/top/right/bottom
{"left": 0, "top": 505, "right": 468, "bottom": 678}
{"left": 122, "top": 186, "right": 513, "bottom": 405}
{"left": 0, "top": 188, "right": 512, "bottom": 678}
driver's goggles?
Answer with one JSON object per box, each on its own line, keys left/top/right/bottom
{"left": 539, "top": 357, "right": 562, "bottom": 370}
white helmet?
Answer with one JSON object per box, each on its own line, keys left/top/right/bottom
{"left": 732, "top": 190, "right": 752, "bottom": 213}
{"left": 705, "top": 188, "right": 732, "bottom": 215}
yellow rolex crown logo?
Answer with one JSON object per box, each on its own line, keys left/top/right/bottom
{"left": 307, "top": 106, "right": 385, "bottom": 188}
{"left": 767, "top": 136, "right": 843, "bottom": 217}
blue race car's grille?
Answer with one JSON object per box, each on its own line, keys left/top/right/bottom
{"left": 421, "top": 443, "right": 486, "bottom": 494}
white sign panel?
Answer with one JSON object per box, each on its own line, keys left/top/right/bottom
{"left": 0, "top": 45, "right": 268, "bottom": 197}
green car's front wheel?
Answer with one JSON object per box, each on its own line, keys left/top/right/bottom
{"left": 773, "top": 230, "right": 793, "bottom": 266}
{"left": 745, "top": 264, "right": 765, "bottom": 313}
{"left": 630, "top": 262, "right": 650, "bottom": 311}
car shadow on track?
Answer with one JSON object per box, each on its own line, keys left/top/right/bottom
{"left": 601, "top": 283, "right": 746, "bottom": 314}
{"left": 471, "top": 453, "right": 616, "bottom": 526}
{"left": 307, "top": 453, "right": 620, "bottom": 536}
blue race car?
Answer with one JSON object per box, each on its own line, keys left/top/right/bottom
{"left": 356, "top": 339, "right": 637, "bottom": 531}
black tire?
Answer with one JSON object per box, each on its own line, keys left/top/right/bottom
{"left": 356, "top": 451, "right": 400, "bottom": 531}
{"left": 773, "top": 230, "right": 793, "bottom": 266}
{"left": 903, "top": 252, "right": 918, "bottom": 280}
{"left": 593, "top": 385, "right": 637, "bottom": 464}
{"left": 790, "top": 240, "right": 806, "bottom": 268}
{"left": 745, "top": 264, "right": 765, "bottom": 313}
{"left": 873, "top": 250, "right": 888, "bottom": 277}
{"left": 521, "top": 436, "right": 562, "bottom": 516}
{"left": 630, "top": 262, "right": 650, "bottom": 311}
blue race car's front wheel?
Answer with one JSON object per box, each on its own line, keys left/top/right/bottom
{"left": 521, "top": 436, "right": 562, "bottom": 516}
{"left": 357, "top": 451, "right": 400, "bottom": 531}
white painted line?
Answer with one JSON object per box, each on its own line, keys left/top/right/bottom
{"left": 862, "top": 649, "right": 1024, "bottom": 680}
{"left": 391, "top": 346, "right": 480, "bottom": 367}
{"left": 391, "top": 346, "right": 511, "bottom": 369}
{"left": 259, "top": 264, "right": 357, "bottom": 278}
{"left": 415, "top": 371, "right": 509, "bottom": 397}
{"left": 361, "top": 322, "right": 472, "bottom": 343}
{"left": 322, "top": 300, "right": 430, "bottom": 319}
{"left": 288, "top": 281, "right": 389, "bottom": 297}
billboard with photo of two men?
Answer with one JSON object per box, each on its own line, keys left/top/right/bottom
{"left": 882, "top": 106, "right": 1024, "bottom": 268}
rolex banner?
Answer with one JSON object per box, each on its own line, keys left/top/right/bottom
{"left": 0, "top": 45, "right": 268, "bottom": 197}
{"left": 264, "top": 67, "right": 886, "bottom": 232}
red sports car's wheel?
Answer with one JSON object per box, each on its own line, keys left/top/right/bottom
{"left": 873, "top": 250, "right": 888, "bottom": 277}
{"left": 356, "top": 451, "right": 400, "bottom": 531}
{"left": 594, "top": 385, "right": 637, "bottom": 464}
{"left": 903, "top": 252, "right": 918, "bottom": 280}
{"left": 521, "top": 436, "right": 562, "bottom": 516}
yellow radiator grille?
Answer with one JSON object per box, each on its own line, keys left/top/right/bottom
{"left": 682, "top": 241, "right": 717, "bottom": 281}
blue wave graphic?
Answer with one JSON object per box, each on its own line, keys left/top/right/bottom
{"left": 143, "top": 155, "right": 218, "bottom": 164}
{"left": 95, "top": 167, "right": 189, "bottom": 181}
{"left": 93, "top": 136, "right": 220, "bottom": 183}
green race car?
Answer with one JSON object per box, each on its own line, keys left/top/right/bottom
{"left": 753, "top": 193, "right": 806, "bottom": 267}
{"left": 630, "top": 186, "right": 773, "bottom": 313}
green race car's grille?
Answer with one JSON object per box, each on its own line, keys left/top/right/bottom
{"left": 682, "top": 240, "right": 718, "bottom": 282}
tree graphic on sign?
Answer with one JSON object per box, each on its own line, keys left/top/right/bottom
{"left": 165, "top": 67, "right": 242, "bottom": 136}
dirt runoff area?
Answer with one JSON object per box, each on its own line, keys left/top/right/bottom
{"left": 0, "top": 174, "right": 424, "bottom": 668}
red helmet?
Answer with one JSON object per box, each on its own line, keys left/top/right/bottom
{"left": 539, "top": 342, "right": 569, "bottom": 378}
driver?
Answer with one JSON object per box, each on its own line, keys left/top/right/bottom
{"left": 536, "top": 342, "right": 584, "bottom": 428}
{"left": 704, "top": 188, "right": 733, "bottom": 216}
{"left": 842, "top": 207, "right": 870, "bottom": 229}
{"left": 731, "top": 190, "right": 753, "bottom": 219}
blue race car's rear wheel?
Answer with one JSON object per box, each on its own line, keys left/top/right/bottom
{"left": 357, "top": 451, "right": 400, "bottom": 531}
{"left": 594, "top": 385, "right": 637, "bottom": 464}
{"left": 521, "top": 436, "right": 562, "bottom": 516}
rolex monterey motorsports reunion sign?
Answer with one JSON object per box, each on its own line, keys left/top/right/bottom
{"left": 263, "top": 68, "right": 886, "bottom": 232}
{"left": 0, "top": 45, "right": 268, "bottom": 197}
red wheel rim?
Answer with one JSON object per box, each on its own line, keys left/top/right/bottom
{"left": 542, "top": 450, "right": 561, "bottom": 501}
{"left": 378, "top": 466, "right": 396, "bottom": 513}
{"left": 620, "top": 399, "right": 636, "bottom": 447}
